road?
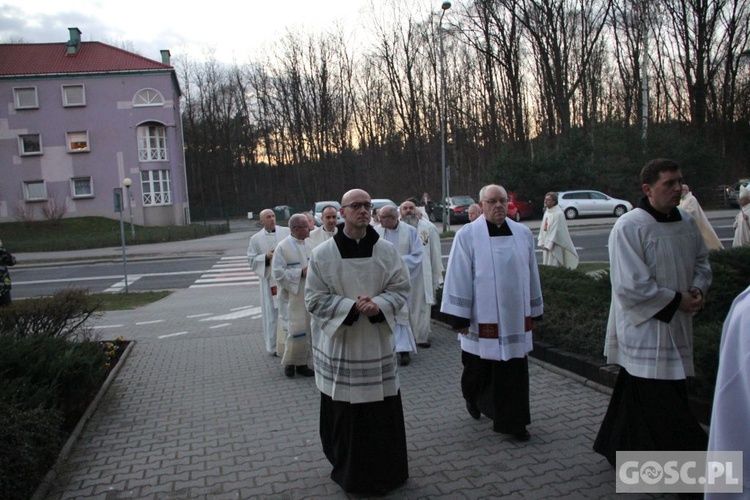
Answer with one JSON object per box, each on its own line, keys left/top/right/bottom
{"left": 11, "top": 212, "right": 738, "bottom": 299}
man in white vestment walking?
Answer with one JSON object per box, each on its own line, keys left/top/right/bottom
{"left": 272, "top": 214, "right": 315, "bottom": 379}
{"left": 401, "top": 198, "right": 443, "bottom": 348}
{"left": 376, "top": 204, "right": 420, "bottom": 366}
{"left": 678, "top": 184, "right": 723, "bottom": 250}
{"left": 441, "top": 184, "right": 543, "bottom": 441}
{"left": 593, "top": 158, "right": 712, "bottom": 467}
{"left": 537, "top": 191, "right": 579, "bottom": 269}
{"left": 247, "top": 209, "right": 290, "bottom": 356}
{"left": 468, "top": 203, "right": 480, "bottom": 222}
{"left": 309, "top": 204, "right": 338, "bottom": 248}
{"left": 706, "top": 285, "right": 750, "bottom": 500}
{"left": 732, "top": 185, "right": 750, "bottom": 247}
{"left": 305, "top": 189, "right": 410, "bottom": 495}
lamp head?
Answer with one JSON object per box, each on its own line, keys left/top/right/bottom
{"left": 123, "top": 177, "right": 132, "bottom": 188}
{"left": 442, "top": 1, "right": 451, "bottom": 10}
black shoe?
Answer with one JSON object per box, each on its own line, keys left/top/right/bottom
{"left": 296, "top": 365, "right": 315, "bottom": 377}
{"left": 398, "top": 352, "right": 410, "bottom": 366}
{"left": 466, "top": 401, "right": 481, "bottom": 420}
{"left": 417, "top": 342, "right": 431, "bottom": 348}
{"left": 513, "top": 429, "right": 531, "bottom": 441}
{"left": 284, "top": 365, "right": 295, "bottom": 378}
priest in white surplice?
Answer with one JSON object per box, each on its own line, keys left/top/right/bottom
{"left": 305, "top": 189, "right": 410, "bottom": 495}
{"left": 537, "top": 192, "right": 579, "bottom": 269}
{"left": 376, "top": 204, "right": 420, "bottom": 366}
{"left": 441, "top": 184, "right": 543, "bottom": 441}
{"left": 272, "top": 214, "right": 315, "bottom": 379}
{"left": 593, "top": 159, "right": 711, "bottom": 467}
{"left": 706, "top": 285, "right": 750, "bottom": 500}
{"left": 678, "top": 184, "right": 723, "bottom": 250}
{"left": 400, "top": 199, "right": 444, "bottom": 347}
{"left": 732, "top": 185, "right": 750, "bottom": 247}
{"left": 308, "top": 204, "right": 338, "bottom": 248}
{"left": 247, "top": 209, "right": 290, "bottom": 355}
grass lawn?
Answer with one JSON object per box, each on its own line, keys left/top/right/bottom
{"left": 1, "top": 217, "right": 228, "bottom": 252}
{"left": 89, "top": 291, "right": 172, "bottom": 310}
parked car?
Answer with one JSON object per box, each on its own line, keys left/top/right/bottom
{"left": 507, "top": 192, "right": 534, "bottom": 222}
{"left": 371, "top": 198, "right": 398, "bottom": 213}
{"left": 312, "top": 200, "right": 342, "bottom": 226}
{"left": 726, "top": 179, "right": 750, "bottom": 208}
{"left": 557, "top": 190, "right": 633, "bottom": 220}
{"left": 434, "top": 195, "right": 476, "bottom": 223}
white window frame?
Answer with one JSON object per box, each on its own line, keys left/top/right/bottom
{"left": 141, "top": 169, "right": 172, "bottom": 206}
{"left": 70, "top": 177, "right": 94, "bottom": 198}
{"left": 62, "top": 84, "right": 86, "bottom": 107}
{"left": 133, "top": 88, "right": 164, "bottom": 107}
{"left": 19, "top": 134, "right": 43, "bottom": 156}
{"left": 23, "top": 180, "right": 48, "bottom": 201}
{"left": 13, "top": 86, "right": 38, "bottom": 109}
{"left": 66, "top": 131, "right": 90, "bottom": 152}
{"left": 137, "top": 125, "right": 168, "bottom": 161}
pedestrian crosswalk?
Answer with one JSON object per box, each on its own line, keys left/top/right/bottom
{"left": 190, "top": 256, "right": 259, "bottom": 289}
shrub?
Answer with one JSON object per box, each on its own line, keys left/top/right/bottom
{"left": 0, "top": 402, "right": 65, "bottom": 500}
{"left": 0, "top": 288, "right": 101, "bottom": 340}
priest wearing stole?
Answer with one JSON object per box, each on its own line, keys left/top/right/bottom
{"left": 375, "top": 204, "right": 420, "bottom": 366}
{"left": 305, "top": 189, "right": 410, "bottom": 495}
{"left": 593, "top": 159, "right": 711, "bottom": 466}
{"left": 537, "top": 191, "right": 579, "bottom": 269}
{"left": 441, "top": 184, "right": 543, "bottom": 441}
{"left": 247, "top": 209, "right": 290, "bottom": 356}
{"left": 272, "top": 214, "right": 315, "bottom": 378}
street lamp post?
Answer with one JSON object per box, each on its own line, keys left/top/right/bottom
{"left": 439, "top": 1, "right": 451, "bottom": 233}
{"left": 122, "top": 177, "right": 135, "bottom": 239}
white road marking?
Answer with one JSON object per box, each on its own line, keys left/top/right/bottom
{"left": 189, "top": 256, "right": 259, "bottom": 289}
{"left": 136, "top": 320, "right": 164, "bottom": 325}
{"left": 159, "top": 331, "right": 188, "bottom": 339}
{"left": 104, "top": 275, "right": 143, "bottom": 292}
{"left": 210, "top": 323, "right": 232, "bottom": 329}
{"left": 187, "top": 313, "right": 212, "bottom": 318}
{"left": 93, "top": 324, "right": 123, "bottom": 329}
{"left": 200, "top": 307, "right": 262, "bottom": 321}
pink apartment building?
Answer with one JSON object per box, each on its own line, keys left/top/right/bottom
{"left": 0, "top": 27, "right": 189, "bottom": 226}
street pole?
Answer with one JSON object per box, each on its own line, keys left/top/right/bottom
{"left": 123, "top": 177, "right": 135, "bottom": 239}
{"left": 439, "top": 1, "right": 451, "bottom": 233}
{"left": 114, "top": 188, "right": 129, "bottom": 293}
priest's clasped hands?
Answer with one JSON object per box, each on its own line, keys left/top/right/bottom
{"left": 355, "top": 295, "right": 380, "bottom": 317}
{"left": 679, "top": 287, "right": 705, "bottom": 313}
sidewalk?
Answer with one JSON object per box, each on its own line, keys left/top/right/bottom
{"left": 41, "top": 285, "right": 630, "bottom": 499}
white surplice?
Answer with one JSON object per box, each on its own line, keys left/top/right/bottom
{"left": 272, "top": 235, "right": 313, "bottom": 366}
{"left": 706, "top": 285, "right": 750, "bottom": 500}
{"left": 537, "top": 204, "right": 579, "bottom": 269}
{"left": 732, "top": 204, "right": 750, "bottom": 248}
{"left": 305, "top": 234, "right": 409, "bottom": 404}
{"left": 411, "top": 218, "right": 444, "bottom": 343}
{"left": 441, "top": 216, "right": 543, "bottom": 361}
{"left": 308, "top": 226, "right": 336, "bottom": 249}
{"left": 377, "top": 222, "right": 421, "bottom": 353}
{"left": 678, "top": 192, "right": 723, "bottom": 250}
{"left": 247, "top": 226, "right": 290, "bottom": 353}
{"left": 604, "top": 208, "right": 711, "bottom": 380}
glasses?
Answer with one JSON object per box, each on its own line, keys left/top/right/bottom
{"left": 481, "top": 198, "right": 508, "bottom": 205}
{"left": 342, "top": 202, "right": 373, "bottom": 212}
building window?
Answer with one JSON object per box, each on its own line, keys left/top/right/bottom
{"left": 13, "top": 87, "right": 38, "bottom": 109}
{"left": 19, "top": 134, "right": 43, "bottom": 155}
{"left": 24, "top": 180, "right": 47, "bottom": 201}
{"left": 133, "top": 88, "right": 164, "bottom": 107}
{"left": 137, "top": 125, "right": 168, "bottom": 161}
{"left": 71, "top": 177, "right": 93, "bottom": 198}
{"left": 141, "top": 170, "right": 172, "bottom": 206}
{"left": 62, "top": 85, "right": 86, "bottom": 106}
{"left": 67, "top": 131, "right": 90, "bottom": 152}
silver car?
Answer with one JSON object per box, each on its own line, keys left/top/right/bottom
{"left": 557, "top": 190, "right": 633, "bottom": 220}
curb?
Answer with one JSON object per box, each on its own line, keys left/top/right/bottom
{"left": 31, "top": 340, "right": 136, "bottom": 500}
